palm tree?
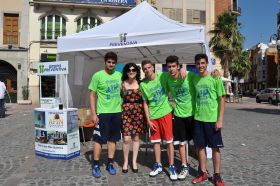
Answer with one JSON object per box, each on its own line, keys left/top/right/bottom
{"left": 209, "top": 12, "right": 244, "bottom": 78}
{"left": 229, "top": 51, "right": 251, "bottom": 95}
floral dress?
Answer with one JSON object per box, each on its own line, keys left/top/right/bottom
{"left": 122, "top": 88, "right": 147, "bottom": 136}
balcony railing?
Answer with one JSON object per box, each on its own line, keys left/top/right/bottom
{"left": 40, "top": 30, "right": 66, "bottom": 40}
{"left": 229, "top": 5, "right": 241, "bottom": 15}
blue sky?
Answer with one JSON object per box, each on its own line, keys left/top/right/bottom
{"left": 238, "top": 0, "right": 280, "bottom": 49}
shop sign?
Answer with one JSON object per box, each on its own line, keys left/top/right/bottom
{"left": 38, "top": 61, "right": 68, "bottom": 75}
{"left": 70, "top": 0, "right": 135, "bottom": 6}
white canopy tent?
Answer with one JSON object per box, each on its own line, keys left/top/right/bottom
{"left": 57, "top": 1, "right": 212, "bottom": 107}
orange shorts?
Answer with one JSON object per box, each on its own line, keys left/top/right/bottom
{"left": 150, "top": 112, "right": 173, "bottom": 144}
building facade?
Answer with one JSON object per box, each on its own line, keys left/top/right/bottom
{"left": 144, "top": 0, "right": 241, "bottom": 83}
{"left": 29, "top": 0, "right": 135, "bottom": 104}
{"left": 0, "top": 0, "right": 29, "bottom": 103}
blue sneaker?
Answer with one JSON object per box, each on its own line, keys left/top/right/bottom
{"left": 106, "top": 163, "right": 116, "bottom": 175}
{"left": 149, "top": 162, "right": 163, "bottom": 177}
{"left": 92, "top": 165, "right": 102, "bottom": 178}
{"left": 168, "top": 165, "right": 178, "bottom": 181}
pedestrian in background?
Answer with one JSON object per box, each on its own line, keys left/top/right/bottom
{"left": 0, "top": 79, "right": 6, "bottom": 118}
{"left": 121, "top": 63, "right": 147, "bottom": 173}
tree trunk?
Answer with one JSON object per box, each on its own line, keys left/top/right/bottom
{"left": 223, "top": 59, "right": 229, "bottom": 78}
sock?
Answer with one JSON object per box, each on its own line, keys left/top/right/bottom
{"left": 108, "top": 158, "right": 113, "bottom": 164}
{"left": 93, "top": 160, "right": 99, "bottom": 166}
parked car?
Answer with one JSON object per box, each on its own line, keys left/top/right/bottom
{"left": 256, "top": 88, "right": 280, "bottom": 104}
{"left": 251, "top": 89, "right": 261, "bottom": 96}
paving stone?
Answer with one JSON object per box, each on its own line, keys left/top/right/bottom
{"left": 0, "top": 100, "right": 279, "bottom": 185}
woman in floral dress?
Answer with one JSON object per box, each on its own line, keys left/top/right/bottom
{"left": 121, "top": 63, "right": 146, "bottom": 173}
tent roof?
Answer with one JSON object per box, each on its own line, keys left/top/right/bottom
{"left": 57, "top": 1, "right": 207, "bottom": 54}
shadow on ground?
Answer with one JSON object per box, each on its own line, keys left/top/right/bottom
{"left": 83, "top": 142, "right": 200, "bottom": 177}
{"left": 237, "top": 108, "right": 280, "bottom": 115}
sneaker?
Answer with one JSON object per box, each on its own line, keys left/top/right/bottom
{"left": 92, "top": 165, "right": 102, "bottom": 178}
{"left": 168, "top": 165, "right": 178, "bottom": 181}
{"left": 106, "top": 163, "right": 116, "bottom": 175}
{"left": 178, "top": 165, "right": 189, "bottom": 180}
{"left": 213, "top": 173, "right": 225, "bottom": 186}
{"left": 192, "top": 172, "right": 208, "bottom": 184}
{"left": 149, "top": 162, "right": 163, "bottom": 177}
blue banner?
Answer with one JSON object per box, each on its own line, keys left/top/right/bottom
{"left": 70, "top": 0, "right": 135, "bottom": 6}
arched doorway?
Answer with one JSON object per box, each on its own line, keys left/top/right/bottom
{"left": 0, "top": 60, "right": 17, "bottom": 103}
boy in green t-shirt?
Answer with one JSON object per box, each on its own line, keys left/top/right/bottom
{"left": 88, "top": 51, "right": 122, "bottom": 178}
{"left": 140, "top": 60, "right": 177, "bottom": 181}
{"left": 191, "top": 54, "right": 225, "bottom": 186}
{"left": 165, "top": 55, "right": 196, "bottom": 180}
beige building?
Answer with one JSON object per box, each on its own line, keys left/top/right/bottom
{"left": 28, "top": 0, "right": 135, "bottom": 104}
{"left": 0, "top": 0, "right": 29, "bottom": 103}
{"left": 142, "top": 0, "right": 240, "bottom": 75}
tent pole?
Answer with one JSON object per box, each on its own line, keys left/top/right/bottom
{"left": 144, "top": 46, "right": 160, "bottom": 63}
{"left": 66, "top": 74, "right": 68, "bottom": 109}
{"left": 136, "top": 47, "right": 146, "bottom": 58}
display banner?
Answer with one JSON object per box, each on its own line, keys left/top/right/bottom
{"left": 46, "top": 111, "right": 67, "bottom": 132}
{"left": 34, "top": 109, "right": 80, "bottom": 160}
{"left": 69, "top": 0, "right": 135, "bottom": 6}
{"left": 38, "top": 61, "right": 68, "bottom": 75}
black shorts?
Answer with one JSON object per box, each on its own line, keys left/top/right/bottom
{"left": 93, "top": 113, "right": 122, "bottom": 144}
{"left": 193, "top": 120, "right": 224, "bottom": 148}
{"left": 173, "top": 115, "right": 194, "bottom": 145}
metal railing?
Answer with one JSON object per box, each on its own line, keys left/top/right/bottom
{"left": 229, "top": 5, "right": 241, "bottom": 14}
{"left": 40, "top": 30, "right": 66, "bottom": 40}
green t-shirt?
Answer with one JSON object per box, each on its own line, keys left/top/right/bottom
{"left": 88, "top": 70, "right": 122, "bottom": 114}
{"left": 192, "top": 75, "right": 225, "bottom": 122}
{"left": 166, "top": 71, "right": 196, "bottom": 117}
{"left": 140, "top": 73, "right": 172, "bottom": 120}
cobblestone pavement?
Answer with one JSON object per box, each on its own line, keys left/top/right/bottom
{"left": 0, "top": 99, "right": 279, "bottom": 186}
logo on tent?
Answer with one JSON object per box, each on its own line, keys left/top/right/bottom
{"left": 119, "top": 33, "right": 127, "bottom": 43}
{"left": 110, "top": 33, "right": 137, "bottom": 47}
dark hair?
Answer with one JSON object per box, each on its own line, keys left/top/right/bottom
{"left": 141, "top": 59, "right": 153, "bottom": 67}
{"left": 195, "top": 53, "right": 208, "bottom": 63}
{"left": 122, "top": 63, "right": 141, "bottom": 83}
{"left": 166, "top": 55, "right": 179, "bottom": 65}
{"left": 104, "top": 51, "right": 118, "bottom": 62}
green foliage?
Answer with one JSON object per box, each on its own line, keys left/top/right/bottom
{"left": 209, "top": 12, "right": 244, "bottom": 77}
{"left": 22, "top": 86, "right": 29, "bottom": 100}
{"left": 229, "top": 51, "right": 251, "bottom": 79}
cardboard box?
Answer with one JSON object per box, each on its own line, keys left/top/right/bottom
{"left": 77, "top": 108, "right": 92, "bottom": 126}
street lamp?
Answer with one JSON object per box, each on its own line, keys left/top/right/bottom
{"left": 268, "top": 34, "right": 280, "bottom": 89}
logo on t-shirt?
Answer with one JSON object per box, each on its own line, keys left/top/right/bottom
{"left": 105, "top": 80, "right": 120, "bottom": 100}
{"left": 197, "top": 84, "right": 210, "bottom": 106}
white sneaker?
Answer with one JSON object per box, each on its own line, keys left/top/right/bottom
{"left": 149, "top": 163, "right": 162, "bottom": 177}
{"left": 178, "top": 165, "right": 189, "bottom": 180}
{"left": 168, "top": 165, "right": 178, "bottom": 181}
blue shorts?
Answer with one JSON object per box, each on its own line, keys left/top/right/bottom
{"left": 93, "top": 113, "right": 122, "bottom": 144}
{"left": 193, "top": 120, "right": 224, "bottom": 148}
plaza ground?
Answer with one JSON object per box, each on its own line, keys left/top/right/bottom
{"left": 0, "top": 97, "right": 279, "bottom": 185}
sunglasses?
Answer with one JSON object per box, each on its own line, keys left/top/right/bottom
{"left": 128, "top": 68, "right": 137, "bottom": 73}
{"left": 106, "top": 60, "right": 117, "bottom": 64}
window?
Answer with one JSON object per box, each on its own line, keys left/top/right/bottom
{"left": 76, "top": 16, "right": 101, "bottom": 32}
{"left": 41, "top": 15, "right": 66, "bottom": 40}
{"left": 187, "top": 9, "right": 206, "bottom": 24}
{"left": 3, "top": 13, "right": 19, "bottom": 45}
{"left": 162, "top": 8, "right": 183, "bottom": 23}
